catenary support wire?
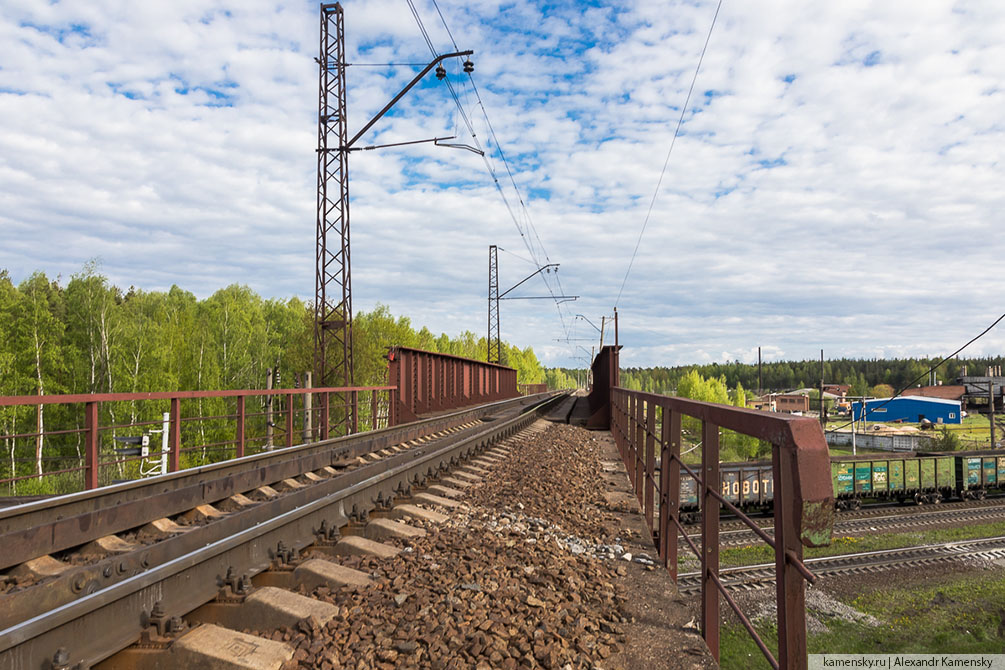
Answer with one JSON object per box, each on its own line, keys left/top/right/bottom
{"left": 614, "top": 0, "right": 724, "bottom": 310}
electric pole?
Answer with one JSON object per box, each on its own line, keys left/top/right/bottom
{"left": 488, "top": 245, "right": 501, "bottom": 363}
{"left": 819, "top": 349, "right": 826, "bottom": 426}
{"left": 314, "top": 2, "right": 474, "bottom": 432}
{"left": 990, "top": 381, "right": 996, "bottom": 449}
{"left": 487, "top": 246, "right": 576, "bottom": 364}
{"left": 315, "top": 3, "right": 354, "bottom": 434}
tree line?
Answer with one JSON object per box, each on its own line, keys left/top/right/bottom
{"left": 619, "top": 355, "right": 1005, "bottom": 399}
{"left": 0, "top": 265, "right": 559, "bottom": 492}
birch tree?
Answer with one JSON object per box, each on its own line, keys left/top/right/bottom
{"left": 13, "top": 273, "right": 65, "bottom": 476}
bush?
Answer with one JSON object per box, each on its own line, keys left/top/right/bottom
{"left": 932, "top": 428, "right": 961, "bottom": 451}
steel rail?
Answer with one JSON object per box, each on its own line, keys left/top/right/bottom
{"left": 0, "top": 414, "right": 512, "bottom": 632}
{"left": 688, "top": 495, "right": 1005, "bottom": 531}
{"left": 676, "top": 534, "right": 1005, "bottom": 591}
{"left": 0, "top": 392, "right": 555, "bottom": 571}
{"left": 691, "top": 503, "right": 1005, "bottom": 545}
{"left": 0, "top": 392, "right": 565, "bottom": 669}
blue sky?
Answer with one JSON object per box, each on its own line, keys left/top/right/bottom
{"left": 2, "top": 0, "right": 1004, "bottom": 369}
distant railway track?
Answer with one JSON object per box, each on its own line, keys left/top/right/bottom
{"left": 0, "top": 391, "right": 565, "bottom": 670}
{"left": 676, "top": 535, "right": 1005, "bottom": 595}
{"left": 698, "top": 501, "right": 1005, "bottom": 547}
{"left": 691, "top": 495, "right": 1005, "bottom": 533}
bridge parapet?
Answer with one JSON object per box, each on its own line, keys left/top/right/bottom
{"left": 585, "top": 344, "right": 621, "bottom": 429}
{"left": 611, "top": 387, "right": 834, "bottom": 670}
{"left": 387, "top": 347, "right": 518, "bottom": 425}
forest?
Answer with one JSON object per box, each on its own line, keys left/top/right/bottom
{"left": 616, "top": 355, "right": 1005, "bottom": 398}
{"left": 0, "top": 265, "right": 574, "bottom": 493}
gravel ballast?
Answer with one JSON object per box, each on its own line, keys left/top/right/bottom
{"left": 252, "top": 421, "right": 714, "bottom": 669}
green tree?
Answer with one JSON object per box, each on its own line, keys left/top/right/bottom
{"left": 870, "top": 383, "right": 895, "bottom": 398}
{"left": 0, "top": 271, "right": 23, "bottom": 485}
{"left": 64, "top": 260, "right": 119, "bottom": 395}
{"left": 12, "top": 273, "right": 66, "bottom": 475}
{"left": 353, "top": 305, "right": 419, "bottom": 386}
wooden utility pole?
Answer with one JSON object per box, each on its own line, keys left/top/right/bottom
{"left": 819, "top": 349, "right": 826, "bottom": 426}
{"left": 757, "top": 346, "right": 762, "bottom": 396}
{"left": 990, "top": 381, "right": 996, "bottom": 449}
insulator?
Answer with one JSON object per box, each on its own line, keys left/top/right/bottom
{"left": 435, "top": 64, "right": 446, "bottom": 80}
{"left": 463, "top": 59, "right": 474, "bottom": 73}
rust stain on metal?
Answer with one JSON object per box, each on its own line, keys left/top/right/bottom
{"left": 799, "top": 500, "right": 834, "bottom": 548}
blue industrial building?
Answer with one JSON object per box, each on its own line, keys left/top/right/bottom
{"left": 852, "top": 396, "right": 962, "bottom": 424}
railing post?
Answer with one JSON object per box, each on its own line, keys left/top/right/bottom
{"left": 613, "top": 390, "right": 622, "bottom": 454}
{"left": 303, "top": 375, "right": 313, "bottom": 443}
{"left": 285, "top": 392, "right": 294, "bottom": 448}
{"left": 388, "top": 389, "right": 396, "bottom": 427}
{"left": 84, "top": 401, "right": 99, "bottom": 490}
{"left": 775, "top": 444, "right": 808, "bottom": 669}
{"left": 351, "top": 390, "right": 359, "bottom": 433}
{"left": 370, "top": 391, "right": 378, "bottom": 431}
{"left": 645, "top": 399, "right": 656, "bottom": 533}
{"left": 321, "top": 392, "right": 330, "bottom": 441}
{"left": 666, "top": 406, "right": 681, "bottom": 580}
{"left": 624, "top": 394, "right": 634, "bottom": 472}
{"left": 236, "top": 395, "right": 245, "bottom": 458}
{"left": 657, "top": 405, "right": 669, "bottom": 564}
{"left": 169, "top": 397, "right": 181, "bottom": 473}
{"left": 634, "top": 396, "right": 644, "bottom": 503}
{"left": 701, "top": 420, "right": 720, "bottom": 661}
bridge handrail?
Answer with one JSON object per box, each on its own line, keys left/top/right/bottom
{"left": 0, "top": 385, "right": 395, "bottom": 493}
{"left": 0, "top": 385, "right": 394, "bottom": 407}
{"left": 610, "top": 387, "right": 834, "bottom": 670}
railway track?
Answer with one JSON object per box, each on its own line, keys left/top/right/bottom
{"left": 0, "top": 391, "right": 566, "bottom": 670}
{"left": 676, "top": 535, "right": 1005, "bottom": 595}
{"left": 693, "top": 502, "right": 1005, "bottom": 547}
{"left": 688, "top": 495, "right": 1005, "bottom": 534}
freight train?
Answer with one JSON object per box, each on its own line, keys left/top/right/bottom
{"left": 676, "top": 450, "right": 1005, "bottom": 522}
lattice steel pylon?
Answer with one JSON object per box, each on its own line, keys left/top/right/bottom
{"left": 315, "top": 2, "right": 354, "bottom": 432}
{"left": 488, "top": 245, "right": 501, "bottom": 364}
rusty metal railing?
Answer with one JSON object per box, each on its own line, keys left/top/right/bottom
{"left": 387, "top": 346, "right": 519, "bottom": 424}
{"left": 611, "top": 388, "right": 834, "bottom": 670}
{"left": 0, "top": 385, "right": 393, "bottom": 495}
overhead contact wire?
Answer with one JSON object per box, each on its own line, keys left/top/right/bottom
{"left": 415, "top": 0, "right": 573, "bottom": 341}
{"left": 614, "top": 0, "right": 724, "bottom": 309}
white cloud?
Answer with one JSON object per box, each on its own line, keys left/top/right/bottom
{"left": 2, "top": 0, "right": 1004, "bottom": 370}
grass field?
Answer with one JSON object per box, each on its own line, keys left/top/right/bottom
{"left": 715, "top": 519, "right": 1005, "bottom": 666}
{"left": 720, "top": 571, "right": 1005, "bottom": 668}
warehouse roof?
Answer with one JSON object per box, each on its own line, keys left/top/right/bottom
{"left": 902, "top": 385, "right": 966, "bottom": 401}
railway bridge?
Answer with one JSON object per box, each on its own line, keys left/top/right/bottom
{"left": 0, "top": 5, "right": 836, "bottom": 667}
{"left": 0, "top": 342, "right": 834, "bottom": 670}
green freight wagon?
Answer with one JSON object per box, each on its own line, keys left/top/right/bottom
{"left": 952, "top": 451, "right": 1005, "bottom": 500}
{"left": 830, "top": 453, "right": 955, "bottom": 508}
